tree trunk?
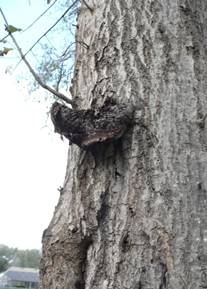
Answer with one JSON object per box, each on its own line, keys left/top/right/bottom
{"left": 40, "top": 0, "right": 207, "bottom": 288}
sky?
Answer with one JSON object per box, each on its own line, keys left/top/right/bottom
{"left": 0, "top": 0, "right": 70, "bottom": 249}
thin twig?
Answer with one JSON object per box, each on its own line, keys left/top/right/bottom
{"left": 0, "top": 33, "right": 9, "bottom": 43}
{"left": 23, "top": 0, "right": 58, "bottom": 33}
{"left": 45, "top": 35, "right": 58, "bottom": 54}
{"left": 20, "top": 0, "right": 78, "bottom": 62}
{"left": 62, "top": 42, "right": 76, "bottom": 58}
{"left": 0, "top": 7, "right": 74, "bottom": 106}
{"left": 55, "top": 62, "right": 64, "bottom": 91}
{"left": 61, "top": 40, "right": 89, "bottom": 57}
{"left": 76, "top": 40, "right": 89, "bottom": 49}
{"left": 82, "top": 0, "right": 93, "bottom": 13}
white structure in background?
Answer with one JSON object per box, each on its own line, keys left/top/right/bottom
{"left": 0, "top": 267, "right": 39, "bottom": 289}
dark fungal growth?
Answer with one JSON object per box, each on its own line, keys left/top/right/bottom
{"left": 50, "top": 100, "right": 134, "bottom": 149}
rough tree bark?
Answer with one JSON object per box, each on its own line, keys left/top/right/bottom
{"left": 40, "top": 0, "right": 207, "bottom": 288}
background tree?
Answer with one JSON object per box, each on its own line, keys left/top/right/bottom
{"left": 12, "top": 249, "right": 41, "bottom": 269}
{"left": 36, "top": 0, "right": 207, "bottom": 288}
{"left": 0, "top": 245, "right": 41, "bottom": 270}
{"left": 0, "top": 245, "right": 17, "bottom": 272}
{"left": 0, "top": 257, "right": 9, "bottom": 273}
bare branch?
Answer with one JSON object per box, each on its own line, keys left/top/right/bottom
{"left": 20, "top": 0, "right": 79, "bottom": 62}
{"left": 0, "top": 7, "right": 74, "bottom": 106}
{"left": 23, "top": 0, "right": 58, "bottom": 33}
